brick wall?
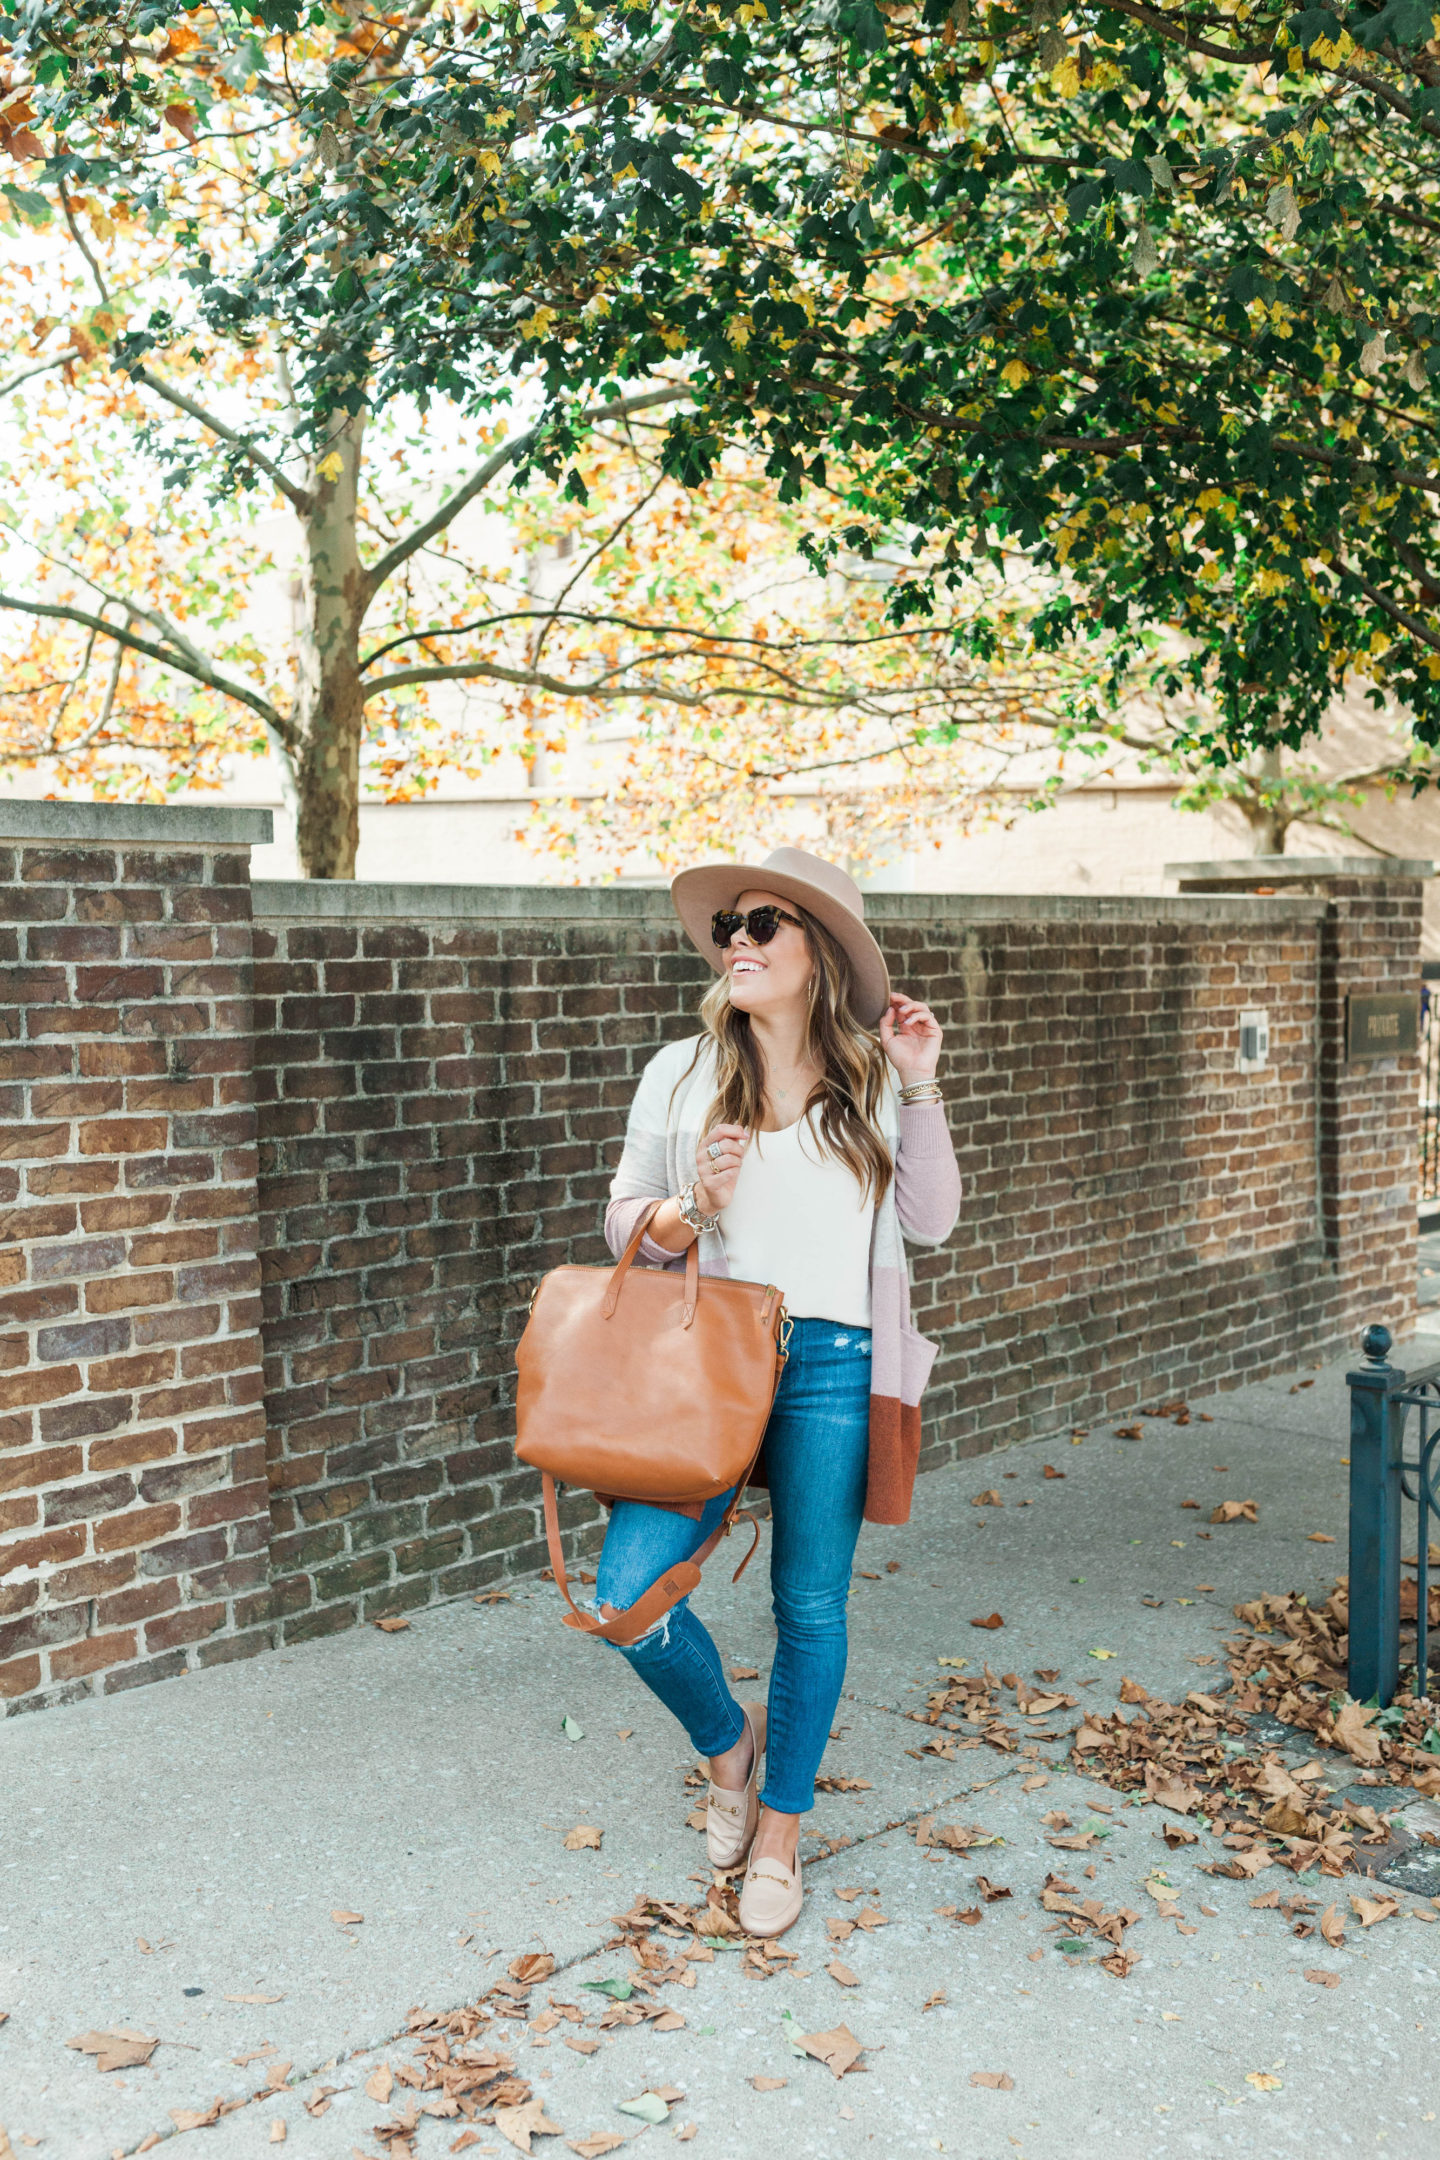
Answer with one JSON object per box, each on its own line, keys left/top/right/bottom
{"left": 0, "top": 806, "right": 273, "bottom": 1712}
{"left": 0, "top": 811, "right": 1427, "bottom": 1714}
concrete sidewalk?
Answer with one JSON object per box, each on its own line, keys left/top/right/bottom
{"left": 4, "top": 1331, "right": 1440, "bottom": 2160}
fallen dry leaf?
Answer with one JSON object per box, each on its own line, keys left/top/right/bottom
{"left": 970, "top": 2071, "right": 1014, "bottom": 2091}
{"left": 330, "top": 1910, "right": 363, "bottom": 1927}
{"left": 970, "top": 1613, "right": 1004, "bottom": 1630}
{"left": 972, "top": 1490, "right": 1003, "bottom": 1507}
{"left": 1307, "top": 1532, "right": 1337, "bottom": 1544}
{"left": 1246, "top": 2072, "right": 1283, "bottom": 2092}
{"left": 269, "top": 2122, "right": 286, "bottom": 2144}
{"left": 170, "top": 2101, "right": 224, "bottom": 2131}
{"left": 1118, "top": 1676, "right": 1150, "bottom": 1705}
{"left": 674, "top": 2129, "right": 697, "bottom": 2145}
{"left": 494, "top": 2097, "right": 565, "bottom": 2153}
{"left": 922, "top": 1990, "right": 947, "bottom": 2011}
{"left": 1043, "top": 1465, "right": 1065, "bottom": 1479}
{"left": 374, "top": 1616, "right": 410, "bottom": 1632}
{"left": 729, "top": 1665, "right": 759, "bottom": 1680}
{"left": 798, "top": 2024, "right": 866, "bottom": 2079}
{"left": 224, "top": 1992, "right": 283, "bottom": 2004}
{"left": 750, "top": 2076, "right": 787, "bottom": 2091}
{"left": 826, "top": 1962, "right": 860, "bottom": 1988}
{"left": 562, "top": 1826, "right": 603, "bottom": 1851}
{"left": 1162, "top": 1823, "right": 1199, "bottom": 1849}
{"left": 1210, "top": 1499, "right": 1259, "bottom": 1524}
{"left": 1351, "top": 1893, "right": 1400, "bottom": 1928}
{"left": 66, "top": 2029, "right": 158, "bottom": 2074}
{"left": 566, "top": 2136, "right": 625, "bottom": 2159}
{"left": 509, "top": 1953, "right": 556, "bottom": 1985}
{"left": 1304, "top": 1969, "right": 1342, "bottom": 1987}
{"left": 1333, "top": 1699, "right": 1385, "bottom": 1767}
{"left": 851, "top": 1906, "right": 888, "bottom": 1932}
{"left": 474, "top": 1591, "right": 512, "bottom": 1604}
{"left": 974, "top": 1876, "right": 1011, "bottom": 1904}
{"left": 564, "top": 2037, "right": 600, "bottom": 2057}
{"left": 1319, "top": 1905, "right": 1346, "bottom": 1947}
{"left": 365, "top": 2066, "right": 394, "bottom": 2104}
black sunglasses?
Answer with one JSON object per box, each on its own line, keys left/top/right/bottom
{"left": 711, "top": 904, "right": 805, "bottom": 950}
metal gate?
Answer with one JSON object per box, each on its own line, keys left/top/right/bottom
{"left": 1422, "top": 978, "right": 1440, "bottom": 1203}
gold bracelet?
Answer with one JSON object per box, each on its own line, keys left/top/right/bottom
{"left": 899, "top": 1080, "right": 942, "bottom": 1104}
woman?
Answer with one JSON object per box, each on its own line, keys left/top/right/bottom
{"left": 599, "top": 846, "right": 961, "bottom": 1937}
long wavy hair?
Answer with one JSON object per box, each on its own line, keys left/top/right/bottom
{"left": 678, "top": 904, "right": 893, "bottom": 1204}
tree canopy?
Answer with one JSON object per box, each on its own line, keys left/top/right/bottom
{"left": 0, "top": 113, "right": 1087, "bottom": 876}
{"left": 7, "top": 0, "right": 1440, "bottom": 840}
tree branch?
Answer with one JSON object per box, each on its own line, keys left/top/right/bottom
{"left": 1345, "top": 567, "right": 1440, "bottom": 655}
{"left": 0, "top": 591, "right": 292, "bottom": 742}
{"left": 0, "top": 352, "right": 69, "bottom": 401}
{"left": 361, "top": 384, "right": 690, "bottom": 604}
{"left": 59, "top": 179, "right": 111, "bottom": 306}
{"left": 128, "top": 366, "right": 312, "bottom": 512}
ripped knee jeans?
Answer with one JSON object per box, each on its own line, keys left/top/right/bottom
{"left": 592, "top": 1318, "right": 872, "bottom": 1815}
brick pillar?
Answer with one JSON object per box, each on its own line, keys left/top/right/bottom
{"left": 1168, "top": 855, "right": 1430, "bottom": 1344}
{"left": 0, "top": 803, "right": 273, "bottom": 1713}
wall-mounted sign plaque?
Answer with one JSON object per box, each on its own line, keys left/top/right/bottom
{"left": 1345, "top": 993, "right": 1419, "bottom": 1061}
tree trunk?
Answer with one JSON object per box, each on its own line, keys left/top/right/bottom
{"left": 293, "top": 407, "right": 368, "bottom": 878}
{"left": 1236, "top": 745, "right": 1291, "bottom": 855}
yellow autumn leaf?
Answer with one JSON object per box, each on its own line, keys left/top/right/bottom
{"left": 1051, "top": 57, "right": 1080, "bottom": 96}
{"left": 1000, "top": 358, "right": 1030, "bottom": 390}
{"left": 314, "top": 450, "right": 344, "bottom": 484}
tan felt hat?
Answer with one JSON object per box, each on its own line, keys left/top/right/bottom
{"left": 669, "top": 845, "right": 891, "bottom": 1028}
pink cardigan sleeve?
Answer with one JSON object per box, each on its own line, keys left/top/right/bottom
{"left": 604, "top": 1193, "right": 684, "bottom": 1269}
{"left": 894, "top": 1100, "right": 961, "bottom": 1245}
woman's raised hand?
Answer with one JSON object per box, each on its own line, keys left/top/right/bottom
{"left": 695, "top": 1123, "right": 749, "bottom": 1213}
{"left": 879, "top": 992, "right": 942, "bottom": 1085}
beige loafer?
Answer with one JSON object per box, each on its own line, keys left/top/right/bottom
{"left": 739, "top": 1847, "right": 803, "bottom": 1939}
{"left": 706, "top": 1702, "right": 766, "bottom": 1870}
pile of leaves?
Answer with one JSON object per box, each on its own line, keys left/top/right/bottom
{"left": 1067, "top": 1674, "right": 1399, "bottom": 1879}
{"left": 608, "top": 1887, "right": 807, "bottom": 1983}
{"left": 1037, "top": 1874, "right": 1142, "bottom": 1980}
{"left": 1227, "top": 1580, "right": 1440, "bottom": 1796}
{"left": 367, "top": 1937, "right": 708, "bottom": 2156}
{"left": 906, "top": 1664, "right": 1078, "bottom": 1759}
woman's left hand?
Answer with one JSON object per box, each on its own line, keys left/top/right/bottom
{"left": 880, "top": 993, "right": 942, "bottom": 1085}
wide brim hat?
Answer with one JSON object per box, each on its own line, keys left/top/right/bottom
{"left": 670, "top": 845, "right": 891, "bottom": 1029}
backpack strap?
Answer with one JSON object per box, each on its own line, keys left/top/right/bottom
{"left": 540, "top": 1471, "right": 762, "bottom": 1647}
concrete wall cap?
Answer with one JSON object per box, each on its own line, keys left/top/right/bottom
{"left": 0, "top": 799, "right": 273, "bottom": 846}
{"left": 1166, "top": 854, "right": 1434, "bottom": 884}
{"left": 252, "top": 878, "right": 1328, "bottom": 927}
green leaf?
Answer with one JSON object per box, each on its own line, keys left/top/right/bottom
{"left": 780, "top": 2009, "right": 809, "bottom": 2057}
{"left": 617, "top": 2091, "right": 671, "bottom": 2123}
{"left": 562, "top": 1714, "right": 585, "bottom": 1741}
{"left": 581, "top": 1976, "right": 634, "bottom": 2000}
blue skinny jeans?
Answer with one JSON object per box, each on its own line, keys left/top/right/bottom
{"left": 594, "top": 1317, "right": 872, "bottom": 1815}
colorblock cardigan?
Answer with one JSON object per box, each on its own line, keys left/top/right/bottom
{"left": 604, "top": 1034, "right": 962, "bottom": 1526}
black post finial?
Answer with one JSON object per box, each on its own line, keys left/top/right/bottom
{"left": 1361, "top": 1322, "right": 1394, "bottom": 1368}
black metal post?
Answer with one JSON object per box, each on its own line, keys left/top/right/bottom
{"left": 1347, "top": 1324, "right": 1405, "bottom": 1706}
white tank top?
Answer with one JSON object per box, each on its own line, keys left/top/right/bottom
{"left": 718, "top": 1110, "right": 874, "bottom": 1328}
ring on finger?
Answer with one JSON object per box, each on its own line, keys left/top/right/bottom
{"left": 707, "top": 1141, "right": 724, "bottom": 1161}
